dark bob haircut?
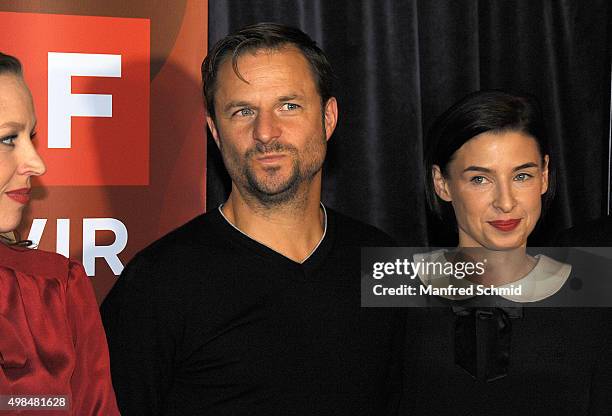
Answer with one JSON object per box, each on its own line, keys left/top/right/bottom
{"left": 0, "top": 52, "right": 23, "bottom": 76}
{"left": 424, "top": 90, "right": 556, "bottom": 223}
{"left": 201, "top": 22, "right": 334, "bottom": 120}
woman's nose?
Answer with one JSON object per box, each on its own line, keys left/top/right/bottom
{"left": 18, "top": 139, "right": 47, "bottom": 177}
{"left": 492, "top": 181, "right": 517, "bottom": 212}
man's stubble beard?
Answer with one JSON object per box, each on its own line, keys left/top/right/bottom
{"left": 219, "top": 128, "right": 327, "bottom": 209}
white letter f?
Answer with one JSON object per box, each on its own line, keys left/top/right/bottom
{"left": 48, "top": 52, "right": 121, "bottom": 149}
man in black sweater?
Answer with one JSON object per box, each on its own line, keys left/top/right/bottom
{"left": 101, "top": 23, "right": 402, "bottom": 415}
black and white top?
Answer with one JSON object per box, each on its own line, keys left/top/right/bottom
{"left": 402, "top": 249, "right": 612, "bottom": 415}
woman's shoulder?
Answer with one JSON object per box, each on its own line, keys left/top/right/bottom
{"left": 0, "top": 243, "right": 83, "bottom": 283}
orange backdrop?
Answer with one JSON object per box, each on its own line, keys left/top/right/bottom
{"left": 0, "top": 1, "right": 207, "bottom": 302}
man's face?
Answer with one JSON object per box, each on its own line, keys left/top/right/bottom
{"left": 207, "top": 46, "right": 337, "bottom": 205}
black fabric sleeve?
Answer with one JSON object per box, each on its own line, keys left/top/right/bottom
{"left": 100, "top": 254, "right": 181, "bottom": 416}
{"left": 386, "top": 310, "right": 406, "bottom": 415}
{"left": 588, "top": 332, "right": 612, "bottom": 415}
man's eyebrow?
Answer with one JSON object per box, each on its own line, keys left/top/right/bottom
{"left": 223, "top": 101, "right": 252, "bottom": 113}
{"left": 277, "top": 94, "right": 300, "bottom": 102}
{"left": 222, "top": 94, "right": 304, "bottom": 113}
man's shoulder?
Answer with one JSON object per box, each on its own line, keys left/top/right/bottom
{"left": 110, "top": 210, "right": 230, "bottom": 294}
{"left": 134, "top": 209, "right": 226, "bottom": 264}
{"left": 327, "top": 207, "right": 395, "bottom": 246}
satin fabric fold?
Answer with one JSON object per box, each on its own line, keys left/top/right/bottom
{"left": 0, "top": 314, "right": 27, "bottom": 368}
{"left": 0, "top": 243, "right": 119, "bottom": 415}
{"left": 452, "top": 306, "right": 523, "bottom": 382}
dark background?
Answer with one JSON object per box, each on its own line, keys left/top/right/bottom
{"left": 206, "top": 0, "right": 612, "bottom": 246}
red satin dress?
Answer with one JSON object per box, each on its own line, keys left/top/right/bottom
{"left": 0, "top": 243, "right": 120, "bottom": 415}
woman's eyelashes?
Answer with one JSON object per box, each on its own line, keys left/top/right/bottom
{"left": 0, "top": 134, "right": 17, "bottom": 147}
{"left": 469, "top": 172, "right": 535, "bottom": 186}
{"left": 514, "top": 172, "right": 534, "bottom": 182}
{"left": 469, "top": 175, "right": 489, "bottom": 185}
{"left": 0, "top": 129, "right": 37, "bottom": 148}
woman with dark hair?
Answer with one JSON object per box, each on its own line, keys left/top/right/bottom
{"left": 0, "top": 53, "right": 119, "bottom": 415}
{"left": 402, "top": 90, "right": 612, "bottom": 415}
{"left": 425, "top": 90, "right": 556, "bottom": 230}
{"left": 419, "top": 90, "right": 570, "bottom": 294}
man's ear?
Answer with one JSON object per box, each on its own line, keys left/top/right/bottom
{"left": 206, "top": 114, "right": 221, "bottom": 148}
{"left": 323, "top": 97, "right": 338, "bottom": 141}
{"left": 432, "top": 165, "right": 453, "bottom": 202}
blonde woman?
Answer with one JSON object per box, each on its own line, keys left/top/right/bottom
{"left": 0, "top": 52, "right": 119, "bottom": 415}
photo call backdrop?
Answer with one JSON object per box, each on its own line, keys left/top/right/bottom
{"left": 0, "top": 0, "right": 610, "bottom": 303}
{"left": 0, "top": 1, "right": 207, "bottom": 302}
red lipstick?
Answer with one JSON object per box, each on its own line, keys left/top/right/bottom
{"left": 5, "top": 188, "right": 31, "bottom": 205}
{"left": 487, "top": 219, "right": 521, "bottom": 232}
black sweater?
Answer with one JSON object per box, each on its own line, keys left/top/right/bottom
{"left": 101, "top": 207, "right": 403, "bottom": 415}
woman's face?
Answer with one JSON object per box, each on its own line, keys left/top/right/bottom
{"left": 0, "top": 74, "right": 46, "bottom": 233}
{"left": 433, "top": 130, "right": 548, "bottom": 250}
